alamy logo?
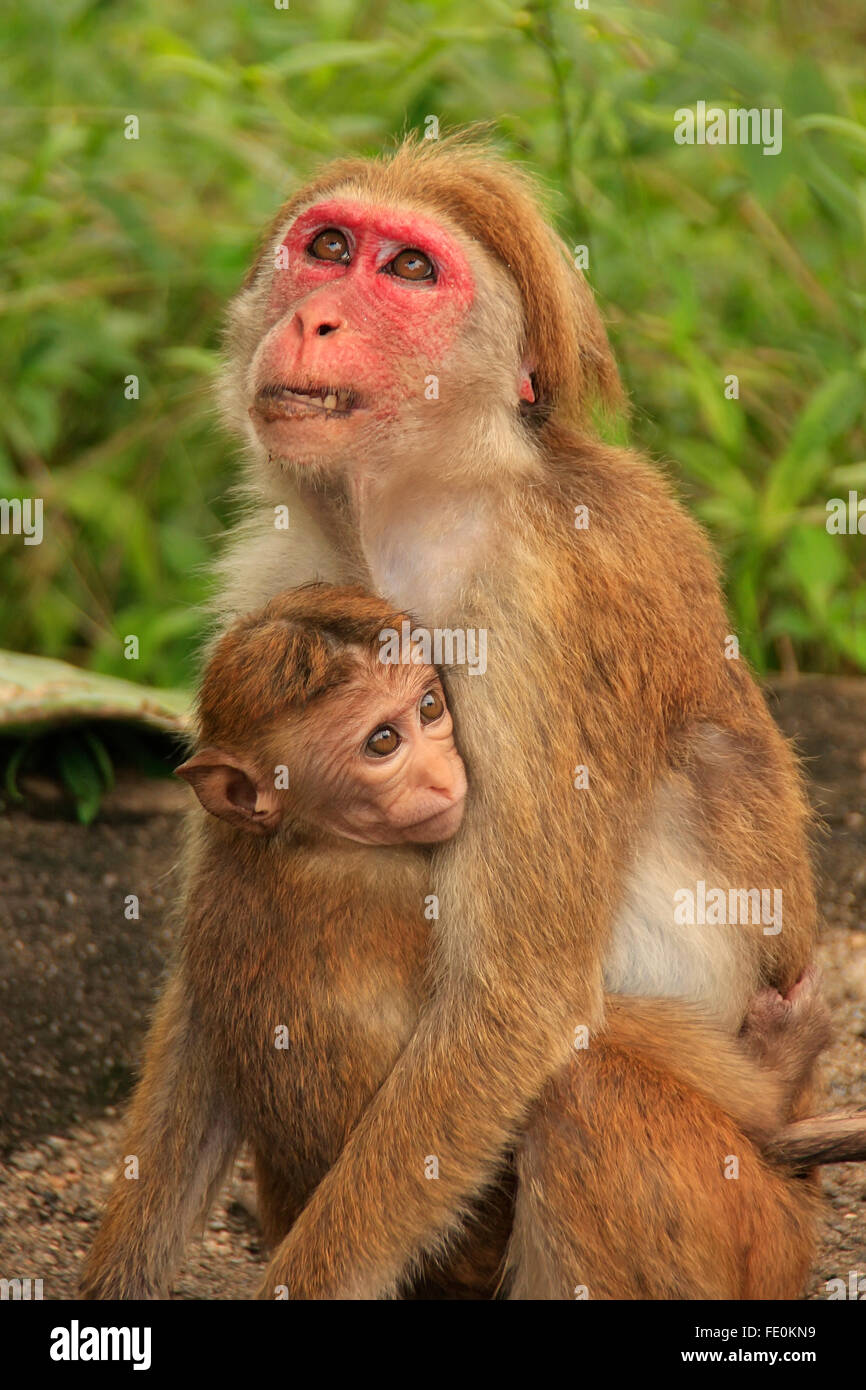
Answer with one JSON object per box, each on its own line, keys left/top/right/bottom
{"left": 0, "top": 1276, "right": 43, "bottom": 1299}
{"left": 379, "top": 620, "right": 487, "bottom": 676}
{"left": 826, "top": 1270, "right": 866, "bottom": 1299}
{"left": 826, "top": 491, "right": 866, "bottom": 534}
{"left": 674, "top": 880, "right": 782, "bottom": 936}
{"left": 0, "top": 497, "right": 43, "bottom": 545}
{"left": 674, "top": 102, "right": 783, "bottom": 157}
{"left": 49, "top": 1320, "right": 152, "bottom": 1371}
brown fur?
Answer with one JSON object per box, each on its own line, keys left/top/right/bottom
{"left": 197, "top": 583, "right": 409, "bottom": 743}
{"left": 80, "top": 586, "right": 826, "bottom": 1302}
{"left": 219, "top": 137, "right": 820, "bottom": 1299}
{"left": 79, "top": 587, "right": 507, "bottom": 1299}
{"left": 244, "top": 492, "right": 816, "bottom": 1297}
{"left": 508, "top": 1043, "right": 820, "bottom": 1300}
{"left": 86, "top": 136, "right": 826, "bottom": 1300}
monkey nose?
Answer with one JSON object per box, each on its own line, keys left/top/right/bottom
{"left": 291, "top": 306, "right": 344, "bottom": 340}
{"left": 426, "top": 770, "right": 461, "bottom": 801}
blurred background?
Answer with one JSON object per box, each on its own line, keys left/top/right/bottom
{"left": 1, "top": 0, "right": 864, "bottom": 694}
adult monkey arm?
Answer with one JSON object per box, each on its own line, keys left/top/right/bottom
{"left": 216, "top": 134, "right": 816, "bottom": 1298}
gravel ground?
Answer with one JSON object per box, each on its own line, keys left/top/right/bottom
{"left": 0, "top": 678, "right": 864, "bottom": 1301}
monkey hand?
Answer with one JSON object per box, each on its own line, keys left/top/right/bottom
{"left": 255, "top": 1201, "right": 373, "bottom": 1301}
{"left": 254, "top": 1156, "right": 410, "bottom": 1301}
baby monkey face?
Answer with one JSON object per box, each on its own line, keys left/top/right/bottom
{"left": 298, "top": 658, "right": 467, "bottom": 846}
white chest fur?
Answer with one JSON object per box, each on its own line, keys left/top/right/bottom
{"left": 603, "top": 781, "right": 758, "bottom": 1028}
{"left": 356, "top": 481, "right": 495, "bottom": 619}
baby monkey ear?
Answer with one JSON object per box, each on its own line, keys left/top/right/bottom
{"left": 175, "top": 748, "right": 282, "bottom": 834}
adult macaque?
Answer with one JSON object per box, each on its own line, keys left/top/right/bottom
{"left": 206, "top": 134, "right": 832, "bottom": 1298}
{"left": 79, "top": 586, "right": 861, "bottom": 1301}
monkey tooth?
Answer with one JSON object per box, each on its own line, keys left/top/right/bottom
{"left": 256, "top": 383, "right": 357, "bottom": 418}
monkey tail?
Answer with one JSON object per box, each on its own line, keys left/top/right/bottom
{"left": 768, "top": 1109, "right": 866, "bottom": 1170}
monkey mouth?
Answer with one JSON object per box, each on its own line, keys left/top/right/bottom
{"left": 403, "top": 797, "right": 466, "bottom": 842}
{"left": 253, "top": 383, "right": 360, "bottom": 419}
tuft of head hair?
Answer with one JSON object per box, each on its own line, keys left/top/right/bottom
{"left": 197, "top": 583, "right": 409, "bottom": 747}
{"left": 248, "top": 130, "right": 623, "bottom": 427}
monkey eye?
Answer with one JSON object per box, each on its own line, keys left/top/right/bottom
{"left": 383, "top": 248, "right": 436, "bottom": 282}
{"left": 419, "top": 689, "right": 445, "bottom": 723}
{"left": 365, "top": 725, "right": 401, "bottom": 757}
{"left": 308, "top": 229, "right": 351, "bottom": 263}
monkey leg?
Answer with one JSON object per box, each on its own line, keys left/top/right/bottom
{"left": 505, "top": 1046, "right": 819, "bottom": 1301}
{"left": 80, "top": 975, "right": 239, "bottom": 1300}
{"left": 254, "top": 1151, "right": 307, "bottom": 1250}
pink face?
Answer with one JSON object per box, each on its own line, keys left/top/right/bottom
{"left": 248, "top": 198, "right": 476, "bottom": 459}
{"left": 299, "top": 664, "right": 468, "bottom": 846}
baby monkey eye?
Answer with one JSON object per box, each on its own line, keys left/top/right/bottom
{"left": 365, "top": 725, "right": 400, "bottom": 757}
{"left": 419, "top": 689, "right": 445, "bottom": 723}
{"left": 308, "top": 229, "right": 350, "bottom": 263}
{"left": 384, "top": 248, "right": 435, "bottom": 281}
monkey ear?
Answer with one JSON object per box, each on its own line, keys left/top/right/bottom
{"left": 175, "top": 749, "right": 282, "bottom": 834}
{"left": 518, "top": 361, "right": 537, "bottom": 405}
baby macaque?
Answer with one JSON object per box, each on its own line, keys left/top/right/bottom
{"left": 179, "top": 608, "right": 466, "bottom": 850}
{"left": 80, "top": 584, "right": 861, "bottom": 1301}
{"left": 80, "top": 583, "right": 510, "bottom": 1298}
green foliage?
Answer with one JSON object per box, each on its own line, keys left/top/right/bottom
{"left": 0, "top": 722, "right": 179, "bottom": 824}
{"left": 1, "top": 0, "right": 864, "bottom": 677}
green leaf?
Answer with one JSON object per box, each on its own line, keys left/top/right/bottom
{"left": 684, "top": 360, "right": 745, "bottom": 455}
{"left": 829, "top": 461, "right": 866, "bottom": 487}
{"left": 83, "top": 729, "right": 115, "bottom": 792}
{"left": 678, "top": 437, "right": 755, "bottom": 510}
{"left": 0, "top": 649, "right": 190, "bottom": 733}
{"left": 798, "top": 115, "right": 866, "bottom": 152}
{"left": 785, "top": 372, "right": 865, "bottom": 463}
{"left": 781, "top": 525, "right": 849, "bottom": 611}
{"left": 823, "top": 590, "right": 866, "bottom": 667}
{"left": 266, "top": 40, "right": 399, "bottom": 79}
{"left": 160, "top": 346, "right": 222, "bottom": 376}
{"left": 56, "top": 736, "right": 104, "bottom": 825}
{"left": 4, "top": 741, "right": 29, "bottom": 802}
{"left": 764, "top": 605, "right": 817, "bottom": 643}
{"left": 762, "top": 371, "right": 865, "bottom": 527}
